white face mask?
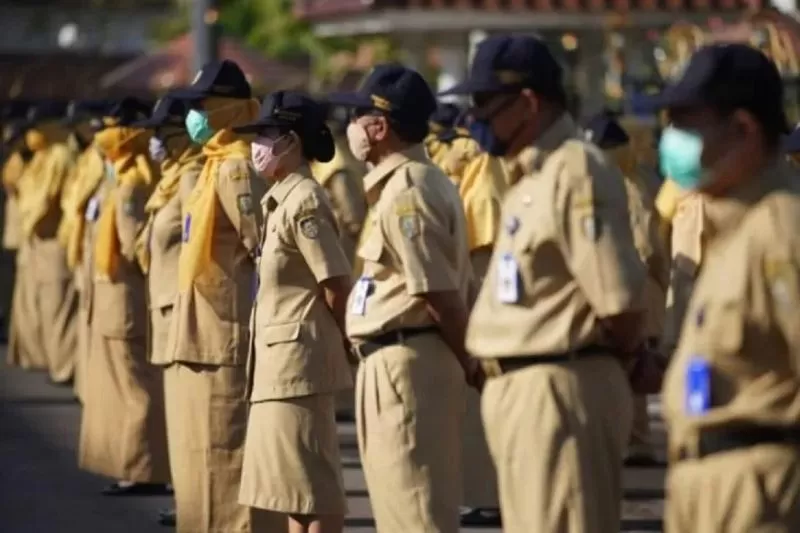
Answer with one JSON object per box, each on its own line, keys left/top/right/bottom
{"left": 346, "top": 122, "right": 371, "bottom": 162}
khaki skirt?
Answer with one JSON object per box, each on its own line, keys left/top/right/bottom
{"left": 239, "top": 394, "right": 346, "bottom": 515}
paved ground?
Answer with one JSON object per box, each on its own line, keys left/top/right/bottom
{"left": 0, "top": 349, "right": 666, "bottom": 532}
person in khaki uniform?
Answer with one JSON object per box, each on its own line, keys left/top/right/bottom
{"left": 657, "top": 44, "right": 800, "bottom": 532}
{"left": 235, "top": 91, "right": 353, "bottom": 533}
{"left": 330, "top": 65, "right": 480, "bottom": 533}
{"left": 584, "top": 113, "right": 671, "bottom": 467}
{"left": 443, "top": 35, "right": 648, "bottom": 533}
{"left": 56, "top": 100, "right": 117, "bottom": 402}
{"left": 165, "top": 60, "right": 264, "bottom": 533}
{"left": 2, "top": 117, "right": 33, "bottom": 354}
{"left": 436, "top": 118, "right": 508, "bottom": 526}
{"left": 11, "top": 102, "right": 79, "bottom": 383}
{"left": 77, "top": 98, "right": 171, "bottom": 496}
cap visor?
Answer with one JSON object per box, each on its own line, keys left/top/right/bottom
{"left": 131, "top": 117, "right": 167, "bottom": 129}
{"left": 326, "top": 92, "right": 373, "bottom": 108}
{"left": 437, "top": 78, "right": 503, "bottom": 97}
{"left": 232, "top": 116, "right": 293, "bottom": 134}
{"left": 168, "top": 87, "right": 208, "bottom": 102}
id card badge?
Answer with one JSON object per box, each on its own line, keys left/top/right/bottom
{"left": 350, "top": 277, "right": 372, "bottom": 315}
{"left": 85, "top": 197, "right": 100, "bottom": 221}
{"left": 182, "top": 215, "right": 191, "bottom": 243}
{"left": 685, "top": 357, "right": 711, "bottom": 415}
{"left": 496, "top": 253, "right": 520, "bottom": 304}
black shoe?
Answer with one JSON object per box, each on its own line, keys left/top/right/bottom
{"left": 102, "top": 482, "right": 172, "bottom": 496}
{"left": 158, "top": 508, "right": 176, "bottom": 527}
{"left": 624, "top": 453, "right": 664, "bottom": 468}
{"left": 460, "top": 508, "right": 502, "bottom": 527}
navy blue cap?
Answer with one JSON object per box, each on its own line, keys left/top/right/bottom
{"left": 100, "top": 97, "right": 152, "bottom": 129}
{"left": 437, "top": 109, "right": 472, "bottom": 143}
{"left": 235, "top": 91, "right": 333, "bottom": 162}
{"left": 439, "top": 35, "right": 563, "bottom": 97}
{"left": 328, "top": 64, "right": 437, "bottom": 126}
{"left": 63, "top": 99, "right": 117, "bottom": 126}
{"left": 429, "top": 103, "right": 462, "bottom": 130}
{"left": 27, "top": 101, "right": 69, "bottom": 125}
{"left": 582, "top": 112, "right": 630, "bottom": 149}
{"left": 1, "top": 100, "right": 34, "bottom": 121}
{"left": 783, "top": 125, "right": 800, "bottom": 153}
{"left": 657, "top": 43, "right": 789, "bottom": 133}
{"left": 171, "top": 59, "right": 252, "bottom": 102}
{"left": 133, "top": 96, "right": 189, "bottom": 130}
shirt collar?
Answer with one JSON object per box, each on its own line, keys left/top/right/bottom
{"left": 704, "top": 158, "right": 791, "bottom": 236}
{"left": 363, "top": 144, "right": 429, "bottom": 204}
{"left": 522, "top": 113, "right": 577, "bottom": 174}
{"left": 261, "top": 164, "right": 311, "bottom": 212}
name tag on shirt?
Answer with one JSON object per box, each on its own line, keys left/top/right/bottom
{"left": 496, "top": 253, "right": 520, "bottom": 304}
{"left": 85, "top": 197, "right": 100, "bottom": 221}
{"left": 182, "top": 215, "right": 191, "bottom": 243}
{"left": 685, "top": 357, "right": 711, "bottom": 415}
{"left": 350, "top": 277, "right": 372, "bottom": 316}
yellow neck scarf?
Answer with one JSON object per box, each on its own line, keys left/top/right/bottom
{"left": 93, "top": 126, "right": 156, "bottom": 279}
{"left": 178, "top": 98, "right": 259, "bottom": 290}
{"left": 58, "top": 146, "right": 106, "bottom": 269}
{"left": 135, "top": 143, "right": 203, "bottom": 274}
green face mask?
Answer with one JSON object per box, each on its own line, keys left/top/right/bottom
{"left": 658, "top": 126, "right": 705, "bottom": 190}
{"left": 185, "top": 109, "right": 215, "bottom": 145}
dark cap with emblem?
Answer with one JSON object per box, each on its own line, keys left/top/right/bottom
{"left": 235, "top": 90, "right": 334, "bottom": 163}
{"left": 63, "top": 99, "right": 117, "bottom": 127}
{"left": 582, "top": 111, "right": 630, "bottom": 149}
{"left": 655, "top": 43, "right": 789, "bottom": 134}
{"left": 327, "top": 64, "right": 437, "bottom": 128}
{"left": 133, "top": 96, "right": 190, "bottom": 130}
{"left": 27, "top": 100, "right": 69, "bottom": 125}
{"left": 438, "top": 35, "right": 564, "bottom": 100}
{"left": 98, "top": 97, "right": 152, "bottom": 129}
{"left": 171, "top": 59, "right": 252, "bottom": 102}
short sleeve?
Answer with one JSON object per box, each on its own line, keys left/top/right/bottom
{"left": 462, "top": 153, "right": 505, "bottom": 251}
{"left": 214, "top": 158, "right": 263, "bottom": 255}
{"left": 558, "top": 158, "right": 646, "bottom": 317}
{"left": 290, "top": 188, "right": 352, "bottom": 283}
{"left": 382, "top": 187, "right": 459, "bottom": 295}
{"left": 115, "top": 181, "right": 149, "bottom": 260}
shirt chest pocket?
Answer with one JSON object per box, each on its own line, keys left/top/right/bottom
{"left": 251, "top": 321, "right": 314, "bottom": 401}
{"left": 357, "top": 230, "right": 385, "bottom": 277}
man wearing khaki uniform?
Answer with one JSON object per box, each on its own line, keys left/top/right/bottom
{"left": 443, "top": 35, "right": 647, "bottom": 533}
{"left": 331, "top": 65, "right": 481, "bottom": 533}
{"left": 657, "top": 44, "right": 800, "bottom": 532}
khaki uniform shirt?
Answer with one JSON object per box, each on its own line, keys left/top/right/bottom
{"left": 346, "top": 145, "right": 472, "bottom": 340}
{"left": 92, "top": 177, "right": 151, "bottom": 340}
{"left": 169, "top": 158, "right": 267, "bottom": 365}
{"left": 466, "top": 114, "right": 646, "bottom": 359}
{"left": 2, "top": 152, "right": 26, "bottom": 250}
{"left": 662, "top": 192, "right": 707, "bottom": 355}
{"left": 662, "top": 162, "right": 800, "bottom": 453}
{"left": 249, "top": 167, "right": 353, "bottom": 402}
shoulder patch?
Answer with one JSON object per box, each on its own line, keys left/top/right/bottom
{"left": 763, "top": 256, "right": 797, "bottom": 308}
{"left": 298, "top": 216, "right": 320, "bottom": 239}
{"left": 237, "top": 193, "right": 254, "bottom": 215}
{"left": 399, "top": 213, "right": 420, "bottom": 239}
{"left": 122, "top": 197, "right": 136, "bottom": 216}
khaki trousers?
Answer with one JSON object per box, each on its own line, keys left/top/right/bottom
{"left": 78, "top": 334, "right": 169, "bottom": 482}
{"left": 665, "top": 445, "right": 800, "bottom": 533}
{"left": 37, "top": 276, "right": 78, "bottom": 383}
{"left": 461, "top": 387, "right": 498, "bottom": 508}
{"left": 73, "top": 305, "right": 91, "bottom": 403}
{"left": 481, "top": 355, "right": 633, "bottom": 533}
{"left": 356, "top": 333, "right": 466, "bottom": 533}
{"left": 164, "top": 362, "right": 250, "bottom": 533}
{"left": 7, "top": 244, "right": 47, "bottom": 370}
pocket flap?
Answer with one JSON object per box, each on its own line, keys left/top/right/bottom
{"left": 261, "top": 322, "right": 301, "bottom": 345}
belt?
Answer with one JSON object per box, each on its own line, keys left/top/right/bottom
{"left": 676, "top": 425, "right": 800, "bottom": 462}
{"left": 352, "top": 326, "right": 439, "bottom": 360}
{"left": 480, "top": 344, "right": 610, "bottom": 378}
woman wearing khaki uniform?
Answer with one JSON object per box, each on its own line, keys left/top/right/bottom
{"left": 78, "top": 98, "right": 170, "bottom": 495}
{"left": 165, "top": 60, "right": 264, "bottom": 533}
{"left": 236, "top": 92, "right": 353, "bottom": 533}
{"left": 133, "top": 96, "right": 203, "bottom": 514}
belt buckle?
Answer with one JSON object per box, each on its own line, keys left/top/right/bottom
{"left": 480, "top": 359, "right": 503, "bottom": 379}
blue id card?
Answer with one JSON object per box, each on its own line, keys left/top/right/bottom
{"left": 685, "top": 357, "right": 711, "bottom": 415}
{"left": 182, "top": 215, "right": 191, "bottom": 243}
